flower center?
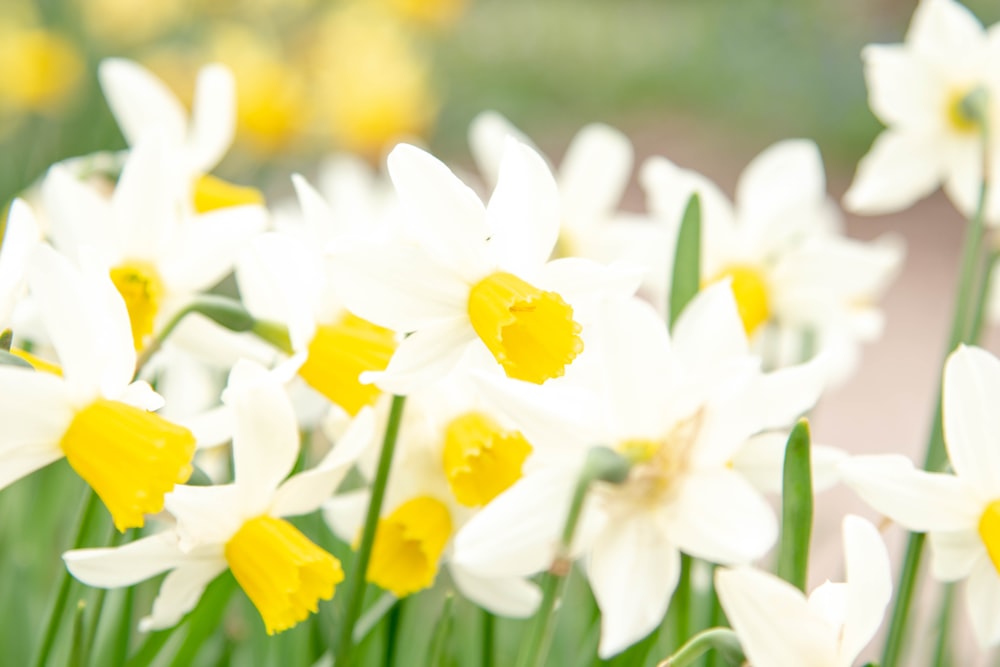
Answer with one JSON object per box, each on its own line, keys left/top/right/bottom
{"left": 979, "top": 500, "right": 1000, "bottom": 574}
{"left": 297, "top": 312, "right": 398, "bottom": 416}
{"left": 225, "top": 515, "right": 344, "bottom": 635}
{"left": 109, "top": 261, "right": 165, "bottom": 351}
{"left": 609, "top": 413, "right": 703, "bottom": 508}
{"left": 467, "top": 271, "right": 583, "bottom": 384}
{"left": 191, "top": 174, "right": 266, "bottom": 214}
{"left": 442, "top": 411, "right": 533, "bottom": 507}
{"left": 59, "top": 398, "right": 195, "bottom": 531}
{"left": 367, "top": 496, "right": 452, "bottom": 598}
{"left": 947, "top": 88, "right": 982, "bottom": 135}
{"left": 705, "top": 264, "right": 769, "bottom": 335}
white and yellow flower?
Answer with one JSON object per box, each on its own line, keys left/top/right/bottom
{"left": 0, "top": 244, "right": 195, "bottom": 531}
{"left": 63, "top": 360, "right": 374, "bottom": 634}
{"left": 715, "top": 515, "right": 892, "bottom": 667}
{"left": 642, "top": 140, "right": 903, "bottom": 381}
{"left": 330, "top": 139, "right": 638, "bottom": 394}
{"left": 453, "top": 285, "right": 828, "bottom": 657}
{"left": 844, "top": 0, "right": 1000, "bottom": 222}
{"left": 841, "top": 344, "right": 1000, "bottom": 647}
{"left": 324, "top": 376, "right": 541, "bottom": 616}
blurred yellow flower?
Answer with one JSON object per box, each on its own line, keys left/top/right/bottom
{"left": 313, "top": 7, "right": 437, "bottom": 157}
{"left": 0, "top": 27, "right": 83, "bottom": 112}
{"left": 379, "top": 0, "right": 467, "bottom": 29}
{"left": 78, "top": 0, "right": 186, "bottom": 46}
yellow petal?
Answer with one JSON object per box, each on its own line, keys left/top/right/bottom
{"left": 442, "top": 411, "right": 532, "bottom": 507}
{"left": 705, "top": 264, "right": 769, "bottom": 336}
{"left": 110, "top": 261, "right": 165, "bottom": 351}
{"left": 367, "top": 496, "right": 451, "bottom": 597}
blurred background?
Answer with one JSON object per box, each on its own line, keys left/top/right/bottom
{"left": 5, "top": 0, "right": 1000, "bottom": 663}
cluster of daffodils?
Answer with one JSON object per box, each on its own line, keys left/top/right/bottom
{"left": 7, "top": 0, "right": 1000, "bottom": 665}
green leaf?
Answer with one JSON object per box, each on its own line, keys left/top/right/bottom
{"left": 656, "top": 628, "right": 744, "bottom": 666}
{"left": 427, "top": 594, "right": 455, "bottom": 667}
{"left": 668, "top": 194, "right": 702, "bottom": 332}
{"left": 67, "top": 601, "right": 88, "bottom": 667}
{"left": 777, "top": 419, "right": 813, "bottom": 592}
{"left": 0, "top": 348, "right": 32, "bottom": 369}
{"left": 188, "top": 295, "right": 256, "bottom": 333}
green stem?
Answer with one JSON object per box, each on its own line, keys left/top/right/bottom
{"left": 777, "top": 420, "right": 813, "bottom": 592}
{"left": 81, "top": 527, "right": 129, "bottom": 663}
{"left": 351, "top": 592, "right": 398, "bottom": 645}
{"left": 672, "top": 555, "right": 692, "bottom": 649}
{"left": 334, "top": 394, "right": 407, "bottom": 666}
{"left": 931, "top": 584, "right": 956, "bottom": 667}
{"left": 655, "top": 628, "right": 744, "bottom": 667}
{"left": 969, "top": 251, "right": 999, "bottom": 345}
{"left": 110, "top": 585, "right": 135, "bottom": 666}
{"left": 481, "top": 609, "right": 495, "bottom": 667}
{"left": 516, "top": 447, "right": 630, "bottom": 667}
{"left": 428, "top": 595, "right": 455, "bottom": 666}
{"left": 882, "top": 127, "right": 990, "bottom": 667}
{"left": 32, "top": 489, "right": 102, "bottom": 667}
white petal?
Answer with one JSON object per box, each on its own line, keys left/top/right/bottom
{"left": 668, "top": 468, "right": 777, "bottom": 565}
{"left": 225, "top": 360, "right": 300, "bottom": 502}
{"left": 838, "top": 455, "right": 980, "bottom": 532}
{"left": 98, "top": 58, "right": 187, "bottom": 149}
{"left": 862, "top": 45, "right": 941, "bottom": 128}
{"left": 162, "top": 205, "right": 268, "bottom": 294}
{"left": 468, "top": 111, "right": 535, "bottom": 187}
{"left": 386, "top": 144, "right": 489, "bottom": 278}
{"left": 966, "top": 557, "right": 1000, "bottom": 648}
{"left": 736, "top": 139, "right": 826, "bottom": 239}
{"left": 63, "top": 532, "right": 187, "bottom": 588}
{"left": 112, "top": 135, "right": 183, "bottom": 263}
{"left": 448, "top": 563, "right": 541, "bottom": 618}
{"left": 590, "top": 515, "right": 679, "bottom": 658}
{"left": 486, "top": 138, "right": 561, "bottom": 274}
{"left": 41, "top": 165, "right": 116, "bottom": 261}
{"left": 0, "top": 365, "right": 73, "bottom": 449}
{"left": 536, "top": 257, "right": 643, "bottom": 307}
{"left": 329, "top": 240, "right": 468, "bottom": 332}
{"left": 139, "top": 558, "right": 228, "bottom": 632}
{"left": 843, "top": 130, "right": 943, "bottom": 215}
{"left": 116, "top": 381, "right": 165, "bottom": 411}
{"left": 165, "top": 484, "right": 243, "bottom": 549}
{"left": 908, "top": 0, "right": 986, "bottom": 62}
{"left": 716, "top": 567, "right": 839, "bottom": 667}
{"left": 291, "top": 173, "right": 339, "bottom": 245}
{"left": 670, "top": 281, "right": 749, "bottom": 380}
{"left": 559, "top": 123, "right": 633, "bottom": 225}
{"left": 322, "top": 489, "right": 370, "bottom": 543}
{"left": 0, "top": 199, "right": 41, "bottom": 326}
{"left": 840, "top": 515, "right": 893, "bottom": 664}
{"left": 639, "top": 156, "right": 737, "bottom": 244}
{"left": 271, "top": 408, "right": 375, "bottom": 517}
{"left": 928, "top": 530, "right": 984, "bottom": 582}
{"left": 731, "top": 432, "right": 847, "bottom": 495}
{"left": 0, "top": 440, "right": 64, "bottom": 490}
{"left": 187, "top": 64, "right": 235, "bottom": 173}
{"left": 943, "top": 345, "right": 1000, "bottom": 498}
{"left": 365, "top": 317, "right": 475, "bottom": 395}
{"left": 452, "top": 467, "right": 580, "bottom": 578}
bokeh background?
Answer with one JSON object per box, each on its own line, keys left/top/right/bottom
{"left": 5, "top": 0, "right": 1000, "bottom": 664}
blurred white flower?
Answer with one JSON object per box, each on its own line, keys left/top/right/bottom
{"left": 841, "top": 344, "right": 1000, "bottom": 647}
{"left": 716, "top": 515, "right": 892, "bottom": 667}
{"left": 0, "top": 199, "right": 41, "bottom": 330}
{"left": 642, "top": 139, "right": 903, "bottom": 383}
{"left": 844, "top": 0, "right": 1000, "bottom": 222}
{"left": 64, "top": 360, "right": 374, "bottom": 634}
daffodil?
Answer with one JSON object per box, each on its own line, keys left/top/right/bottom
{"left": 0, "top": 245, "right": 195, "bottom": 531}
{"left": 324, "top": 374, "right": 540, "bottom": 616}
{"left": 642, "top": 140, "right": 903, "bottom": 381}
{"left": 715, "top": 515, "right": 892, "bottom": 667}
{"left": 453, "top": 285, "right": 828, "bottom": 657}
{"left": 330, "top": 139, "right": 638, "bottom": 395}
{"left": 843, "top": 0, "right": 1000, "bottom": 222}
{"left": 63, "top": 360, "right": 374, "bottom": 633}
{"left": 840, "top": 344, "right": 1000, "bottom": 647}
{"left": 41, "top": 135, "right": 265, "bottom": 351}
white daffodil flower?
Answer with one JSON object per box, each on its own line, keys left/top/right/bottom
{"left": 330, "top": 139, "right": 639, "bottom": 395}
{"left": 841, "top": 344, "right": 1000, "bottom": 647}
{"left": 238, "top": 176, "right": 399, "bottom": 420}
{"left": 453, "top": 285, "right": 828, "bottom": 657}
{"left": 716, "top": 515, "right": 892, "bottom": 667}
{"left": 469, "top": 112, "right": 668, "bottom": 301}
{"left": 41, "top": 134, "right": 266, "bottom": 352}
{"left": 0, "top": 244, "right": 195, "bottom": 531}
{"left": 642, "top": 139, "right": 903, "bottom": 382}
{"left": 64, "top": 360, "right": 375, "bottom": 634}
{"left": 843, "top": 0, "right": 1000, "bottom": 222}
{"left": 324, "top": 376, "right": 541, "bottom": 617}
{"left": 99, "top": 57, "right": 235, "bottom": 179}
{"left": 0, "top": 199, "right": 42, "bottom": 330}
